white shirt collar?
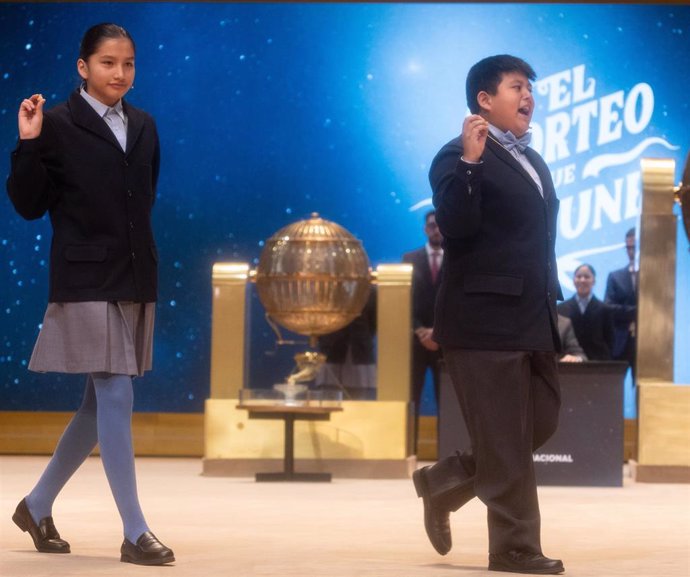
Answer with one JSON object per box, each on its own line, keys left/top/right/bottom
{"left": 576, "top": 293, "right": 592, "bottom": 305}
{"left": 425, "top": 243, "right": 443, "bottom": 257}
{"left": 79, "top": 85, "right": 125, "bottom": 120}
{"left": 488, "top": 124, "right": 506, "bottom": 141}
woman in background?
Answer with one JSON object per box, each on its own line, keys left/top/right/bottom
{"left": 558, "top": 263, "right": 615, "bottom": 361}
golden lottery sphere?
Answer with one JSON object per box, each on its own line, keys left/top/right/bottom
{"left": 255, "top": 213, "right": 371, "bottom": 338}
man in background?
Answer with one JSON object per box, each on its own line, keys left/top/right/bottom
{"left": 316, "top": 290, "right": 377, "bottom": 400}
{"left": 605, "top": 228, "right": 637, "bottom": 378}
{"left": 403, "top": 210, "right": 443, "bottom": 454}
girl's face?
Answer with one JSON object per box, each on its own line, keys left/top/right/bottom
{"left": 573, "top": 267, "right": 595, "bottom": 299}
{"left": 77, "top": 37, "right": 135, "bottom": 107}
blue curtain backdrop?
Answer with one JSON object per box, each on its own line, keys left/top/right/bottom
{"left": 1, "top": 3, "right": 688, "bottom": 418}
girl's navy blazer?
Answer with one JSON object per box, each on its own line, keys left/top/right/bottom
{"left": 7, "top": 90, "right": 161, "bottom": 303}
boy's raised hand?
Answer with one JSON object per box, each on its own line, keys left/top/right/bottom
{"left": 462, "top": 114, "right": 489, "bottom": 162}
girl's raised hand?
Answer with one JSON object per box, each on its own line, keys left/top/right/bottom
{"left": 18, "top": 94, "right": 46, "bottom": 140}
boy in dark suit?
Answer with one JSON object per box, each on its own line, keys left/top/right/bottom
{"left": 412, "top": 55, "right": 564, "bottom": 575}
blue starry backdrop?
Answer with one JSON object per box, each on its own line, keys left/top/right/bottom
{"left": 1, "top": 3, "right": 689, "bottom": 416}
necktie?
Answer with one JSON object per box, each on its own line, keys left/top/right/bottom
{"left": 104, "top": 108, "right": 127, "bottom": 151}
{"left": 630, "top": 266, "right": 637, "bottom": 294}
{"left": 495, "top": 130, "right": 531, "bottom": 153}
{"left": 430, "top": 251, "right": 440, "bottom": 284}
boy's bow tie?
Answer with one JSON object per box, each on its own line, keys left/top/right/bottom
{"left": 494, "top": 130, "right": 531, "bottom": 153}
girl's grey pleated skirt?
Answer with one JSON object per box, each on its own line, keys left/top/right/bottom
{"left": 28, "top": 301, "right": 155, "bottom": 377}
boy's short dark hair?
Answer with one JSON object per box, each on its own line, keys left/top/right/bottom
{"left": 466, "top": 55, "right": 536, "bottom": 114}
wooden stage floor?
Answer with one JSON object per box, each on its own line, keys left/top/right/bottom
{"left": 1, "top": 456, "right": 688, "bottom": 577}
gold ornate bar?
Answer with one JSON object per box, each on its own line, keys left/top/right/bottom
{"left": 636, "top": 158, "right": 690, "bottom": 482}
{"left": 210, "top": 263, "right": 250, "bottom": 399}
{"left": 374, "top": 264, "right": 413, "bottom": 402}
{"left": 638, "top": 158, "right": 676, "bottom": 382}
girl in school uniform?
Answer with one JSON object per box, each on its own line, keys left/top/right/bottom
{"left": 7, "top": 23, "right": 174, "bottom": 566}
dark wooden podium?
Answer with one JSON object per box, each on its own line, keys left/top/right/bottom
{"left": 236, "top": 404, "right": 343, "bottom": 482}
{"left": 438, "top": 361, "right": 628, "bottom": 486}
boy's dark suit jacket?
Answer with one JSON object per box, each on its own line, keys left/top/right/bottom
{"left": 7, "top": 90, "right": 160, "bottom": 303}
{"left": 430, "top": 136, "right": 562, "bottom": 352}
{"left": 557, "top": 295, "right": 615, "bottom": 360}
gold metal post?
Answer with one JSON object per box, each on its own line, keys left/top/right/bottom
{"left": 210, "top": 263, "right": 250, "bottom": 399}
{"left": 636, "top": 158, "right": 690, "bottom": 482}
{"left": 638, "top": 158, "right": 676, "bottom": 382}
{"left": 374, "top": 264, "right": 413, "bottom": 402}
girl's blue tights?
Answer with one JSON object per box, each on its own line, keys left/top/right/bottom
{"left": 25, "top": 373, "right": 149, "bottom": 543}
